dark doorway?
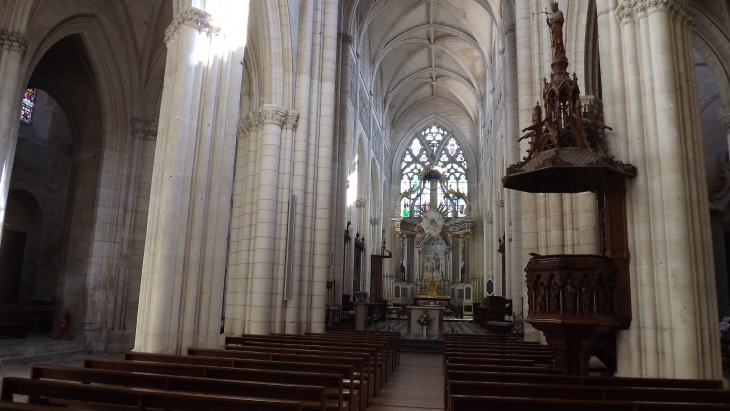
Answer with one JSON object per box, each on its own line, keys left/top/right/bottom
{"left": 0, "top": 229, "right": 27, "bottom": 303}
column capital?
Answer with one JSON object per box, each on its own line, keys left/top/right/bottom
{"left": 617, "top": 0, "right": 694, "bottom": 25}
{"left": 0, "top": 32, "right": 27, "bottom": 53}
{"left": 504, "top": 25, "right": 516, "bottom": 36}
{"left": 165, "top": 7, "right": 220, "bottom": 44}
{"left": 131, "top": 119, "right": 158, "bottom": 141}
{"left": 285, "top": 110, "right": 299, "bottom": 130}
{"left": 370, "top": 218, "right": 380, "bottom": 225}
{"left": 615, "top": 1, "right": 636, "bottom": 25}
{"left": 338, "top": 32, "right": 353, "bottom": 44}
{"left": 355, "top": 198, "right": 367, "bottom": 208}
{"left": 259, "top": 105, "right": 287, "bottom": 127}
{"left": 237, "top": 118, "right": 251, "bottom": 140}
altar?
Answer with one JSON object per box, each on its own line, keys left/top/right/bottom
{"left": 390, "top": 154, "right": 476, "bottom": 312}
{"left": 413, "top": 295, "right": 450, "bottom": 307}
{"left": 407, "top": 305, "right": 444, "bottom": 336}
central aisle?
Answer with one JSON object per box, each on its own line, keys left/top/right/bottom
{"left": 368, "top": 352, "right": 443, "bottom": 411}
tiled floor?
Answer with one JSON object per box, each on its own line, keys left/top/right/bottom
{"left": 368, "top": 352, "right": 444, "bottom": 411}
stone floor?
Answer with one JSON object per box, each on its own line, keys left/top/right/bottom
{"left": 0, "top": 334, "right": 121, "bottom": 387}
{"left": 369, "top": 352, "right": 443, "bottom": 411}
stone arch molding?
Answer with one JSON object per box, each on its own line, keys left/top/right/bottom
{"left": 23, "top": 15, "right": 132, "bottom": 141}
{"left": 691, "top": 3, "right": 730, "bottom": 117}
{"left": 19, "top": 14, "right": 138, "bottom": 346}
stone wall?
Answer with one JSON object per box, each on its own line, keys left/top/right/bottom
{"left": 9, "top": 89, "right": 72, "bottom": 302}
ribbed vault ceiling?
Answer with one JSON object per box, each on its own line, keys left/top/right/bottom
{"left": 358, "top": 0, "right": 500, "bottom": 127}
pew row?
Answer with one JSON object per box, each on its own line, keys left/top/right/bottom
{"left": 30, "top": 364, "right": 332, "bottom": 411}
{"left": 1, "top": 377, "right": 302, "bottom": 411}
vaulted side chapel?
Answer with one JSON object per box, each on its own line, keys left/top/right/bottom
{"left": 0, "top": 0, "right": 729, "bottom": 381}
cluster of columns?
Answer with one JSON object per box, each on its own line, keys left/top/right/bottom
{"left": 134, "top": 3, "right": 247, "bottom": 354}
{"left": 223, "top": 0, "right": 338, "bottom": 337}
{"left": 595, "top": 0, "right": 720, "bottom": 379}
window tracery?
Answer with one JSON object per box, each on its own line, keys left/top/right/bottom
{"left": 399, "top": 124, "right": 469, "bottom": 217}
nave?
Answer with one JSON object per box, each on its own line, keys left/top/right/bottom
{"left": 3, "top": 329, "right": 730, "bottom": 410}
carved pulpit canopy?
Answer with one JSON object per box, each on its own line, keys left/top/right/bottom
{"left": 502, "top": 3, "right": 636, "bottom": 193}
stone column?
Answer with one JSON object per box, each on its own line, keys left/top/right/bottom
{"left": 503, "top": 20, "right": 523, "bottom": 302}
{"left": 135, "top": 4, "right": 247, "bottom": 353}
{"left": 595, "top": 0, "right": 721, "bottom": 379}
{"left": 109, "top": 120, "right": 157, "bottom": 352}
{"left": 406, "top": 234, "right": 415, "bottom": 283}
{"left": 463, "top": 232, "right": 471, "bottom": 283}
{"left": 451, "top": 235, "right": 460, "bottom": 283}
{"left": 515, "top": 0, "right": 540, "bottom": 341}
{"left": 0, "top": 32, "right": 27, "bottom": 238}
{"left": 393, "top": 230, "right": 403, "bottom": 282}
{"left": 249, "top": 106, "right": 287, "bottom": 334}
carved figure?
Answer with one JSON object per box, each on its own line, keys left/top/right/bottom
{"left": 550, "top": 282, "right": 560, "bottom": 313}
{"left": 581, "top": 285, "right": 593, "bottom": 315}
{"left": 546, "top": 2, "right": 565, "bottom": 58}
{"left": 596, "top": 284, "right": 607, "bottom": 315}
{"left": 564, "top": 279, "right": 576, "bottom": 314}
{"left": 519, "top": 103, "right": 543, "bottom": 142}
{"left": 536, "top": 283, "right": 547, "bottom": 313}
{"left": 424, "top": 253, "right": 440, "bottom": 278}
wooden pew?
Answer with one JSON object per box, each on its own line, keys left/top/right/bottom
{"left": 31, "top": 364, "right": 331, "bottom": 411}
{"left": 446, "top": 370, "right": 725, "bottom": 390}
{"left": 448, "top": 381, "right": 730, "bottom": 411}
{"left": 443, "top": 351, "right": 554, "bottom": 366}
{"left": 317, "top": 331, "right": 400, "bottom": 371}
{"left": 228, "top": 335, "right": 387, "bottom": 392}
{"left": 0, "top": 403, "right": 71, "bottom": 411}
{"left": 1, "top": 377, "right": 302, "bottom": 411}
{"left": 444, "top": 362, "right": 564, "bottom": 405}
{"left": 445, "top": 356, "right": 536, "bottom": 367}
{"left": 450, "top": 394, "right": 730, "bottom": 411}
{"left": 188, "top": 347, "right": 371, "bottom": 410}
{"left": 227, "top": 340, "right": 383, "bottom": 399}
{"left": 84, "top": 358, "right": 347, "bottom": 411}
{"left": 265, "top": 333, "right": 393, "bottom": 382}
{"left": 221, "top": 344, "right": 378, "bottom": 406}
{"left": 444, "top": 341, "right": 550, "bottom": 349}
{"left": 121, "top": 352, "right": 361, "bottom": 411}
{"left": 443, "top": 346, "right": 554, "bottom": 356}
{"left": 270, "top": 332, "right": 394, "bottom": 379}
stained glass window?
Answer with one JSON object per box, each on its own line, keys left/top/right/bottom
{"left": 399, "top": 124, "right": 469, "bottom": 217}
{"left": 20, "top": 88, "right": 37, "bottom": 124}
